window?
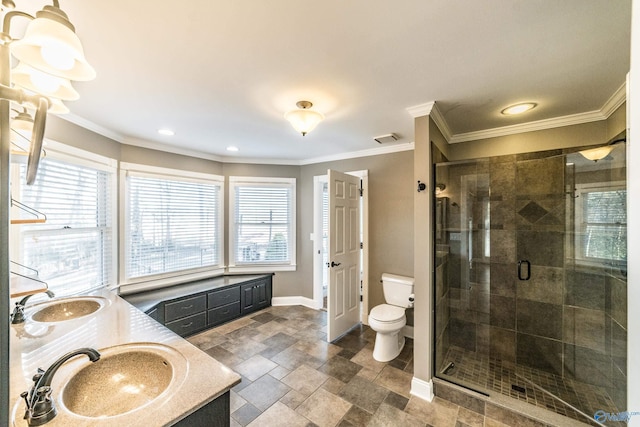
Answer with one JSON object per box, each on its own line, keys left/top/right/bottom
{"left": 229, "top": 177, "right": 296, "bottom": 272}
{"left": 11, "top": 143, "right": 116, "bottom": 296}
{"left": 575, "top": 183, "right": 626, "bottom": 263}
{"left": 122, "top": 163, "right": 224, "bottom": 286}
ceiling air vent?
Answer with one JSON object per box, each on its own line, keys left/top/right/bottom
{"left": 374, "top": 133, "right": 398, "bottom": 144}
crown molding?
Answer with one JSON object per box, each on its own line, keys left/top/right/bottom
{"left": 427, "top": 101, "right": 452, "bottom": 141}
{"left": 448, "top": 82, "right": 626, "bottom": 143}
{"left": 406, "top": 102, "right": 435, "bottom": 118}
{"left": 299, "top": 141, "right": 415, "bottom": 165}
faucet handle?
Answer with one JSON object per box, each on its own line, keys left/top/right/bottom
{"left": 32, "top": 368, "right": 45, "bottom": 383}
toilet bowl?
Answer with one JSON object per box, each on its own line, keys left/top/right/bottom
{"left": 369, "top": 273, "right": 414, "bottom": 362}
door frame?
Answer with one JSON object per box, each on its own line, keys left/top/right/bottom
{"left": 313, "top": 170, "right": 369, "bottom": 325}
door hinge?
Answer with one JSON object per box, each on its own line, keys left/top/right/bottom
{"left": 359, "top": 187, "right": 363, "bottom": 197}
{"left": 360, "top": 242, "right": 363, "bottom": 249}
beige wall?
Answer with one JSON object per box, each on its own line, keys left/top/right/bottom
{"left": 42, "top": 117, "right": 416, "bottom": 305}
{"left": 448, "top": 120, "right": 608, "bottom": 161}
{"left": 221, "top": 163, "right": 302, "bottom": 297}
{"left": 299, "top": 151, "right": 414, "bottom": 307}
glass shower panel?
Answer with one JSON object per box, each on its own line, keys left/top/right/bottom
{"left": 434, "top": 159, "right": 491, "bottom": 393}
{"left": 434, "top": 145, "right": 627, "bottom": 423}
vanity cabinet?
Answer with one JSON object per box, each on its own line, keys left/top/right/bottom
{"left": 123, "top": 274, "right": 273, "bottom": 337}
{"left": 241, "top": 278, "right": 270, "bottom": 313}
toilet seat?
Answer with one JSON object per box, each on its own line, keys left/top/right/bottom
{"left": 370, "top": 304, "right": 405, "bottom": 323}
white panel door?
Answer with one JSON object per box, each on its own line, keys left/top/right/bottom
{"left": 327, "top": 169, "right": 361, "bottom": 342}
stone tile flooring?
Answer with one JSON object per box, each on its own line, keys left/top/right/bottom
{"left": 440, "top": 346, "right": 618, "bottom": 424}
{"left": 187, "top": 305, "right": 547, "bottom": 426}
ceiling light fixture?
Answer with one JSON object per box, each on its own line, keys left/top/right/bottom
{"left": 578, "top": 137, "right": 626, "bottom": 162}
{"left": 501, "top": 102, "right": 537, "bottom": 115}
{"left": 158, "top": 129, "right": 175, "bottom": 136}
{"left": 284, "top": 101, "right": 324, "bottom": 136}
{"left": 226, "top": 146, "right": 239, "bottom": 152}
{"left": 0, "top": 0, "right": 95, "bottom": 184}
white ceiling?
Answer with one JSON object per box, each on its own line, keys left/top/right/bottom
{"left": 15, "top": 1, "right": 632, "bottom": 164}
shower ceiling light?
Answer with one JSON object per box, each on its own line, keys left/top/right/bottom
{"left": 284, "top": 101, "right": 324, "bottom": 136}
{"left": 501, "top": 102, "right": 537, "bottom": 115}
{"left": 579, "top": 146, "right": 615, "bottom": 162}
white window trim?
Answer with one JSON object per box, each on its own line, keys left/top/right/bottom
{"left": 228, "top": 176, "right": 296, "bottom": 273}
{"left": 10, "top": 140, "right": 118, "bottom": 293}
{"left": 119, "top": 162, "right": 225, "bottom": 291}
{"left": 573, "top": 180, "right": 626, "bottom": 266}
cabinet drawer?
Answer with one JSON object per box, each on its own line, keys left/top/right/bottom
{"left": 166, "top": 312, "right": 207, "bottom": 336}
{"left": 208, "top": 287, "right": 241, "bottom": 309}
{"left": 208, "top": 302, "right": 241, "bottom": 326}
{"left": 164, "top": 295, "right": 206, "bottom": 323}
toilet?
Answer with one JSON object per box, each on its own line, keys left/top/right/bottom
{"left": 369, "top": 273, "right": 415, "bottom": 362}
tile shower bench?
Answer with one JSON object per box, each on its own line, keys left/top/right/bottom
{"left": 123, "top": 274, "right": 273, "bottom": 337}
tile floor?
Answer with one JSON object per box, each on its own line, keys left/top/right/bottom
{"left": 440, "top": 346, "right": 618, "bottom": 423}
{"left": 187, "top": 305, "right": 551, "bottom": 427}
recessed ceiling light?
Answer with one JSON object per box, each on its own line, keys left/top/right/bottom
{"left": 501, "top": 103, "right": 537, "bottom": 115}
{"left": 226, "top": 146, "right": 239, "bottom": 152}
{"left": 158, "top": 128, "right": 175, "bottom": 136}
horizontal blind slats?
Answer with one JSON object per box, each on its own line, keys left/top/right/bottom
{"left": 16, "top": 157, "right": 114, "bottom": 296}
{"left": 126, "top": 175, "right": 222, "bottom": 279}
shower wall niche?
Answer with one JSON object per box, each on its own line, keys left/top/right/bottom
{"left": 434, "top": 146, "right": 627, "bottom": 423}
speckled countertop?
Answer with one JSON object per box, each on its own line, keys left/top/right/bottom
{"left": 9, "top": 289, "right": 241, "bottom": 427}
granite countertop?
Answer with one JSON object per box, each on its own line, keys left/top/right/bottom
{"left": 9, "top": 288, "right": 241, "bottom": 427}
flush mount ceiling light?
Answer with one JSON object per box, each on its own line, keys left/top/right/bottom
{"left": 158, "top": 128, "right": 175, "bottom": 136}
{"left": 226, "top": 146, "right": 239, "bottom": 152}
{"left": 501, "top": 102, "right": 537, "bottom": 115}
{"left": 284, "top": 101, "right": 324, "bottom": 136}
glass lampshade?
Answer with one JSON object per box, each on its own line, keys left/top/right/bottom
{"left": 11, "top": 16, "right": 95, "bottom": 81}
{"left": 579, "top": 146, "right": 615, "bottom": 162}
{"left": 12, "top": 62, "right": 79, "bottom": 100}
{"left": 284, "top": 107, "right": 324, "bottom": 136}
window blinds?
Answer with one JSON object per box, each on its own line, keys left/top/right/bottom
{"left": 232, "top": 182, "right": 294, "bottom": 265}
{"left": 582, "top": 189, "right": 627, "bottom": 261}
{"left": 17, "top": 157, "right": 114, "bottom": 296}
{"left": 125, "top": 173, "right": 222, "bottom": 279}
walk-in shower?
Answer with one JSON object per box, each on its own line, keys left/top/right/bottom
{"left": 433, "top": 142, "right": 627, "bottom": 424}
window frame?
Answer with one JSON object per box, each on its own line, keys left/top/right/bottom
{"left": 119, "top": 162, "right": 225, "bottom": 292}
{"left": 10, "top": 140, "right": 118, "bottom": 296}
{"left": 228, "top": 176, "right": 297, "bottom": 273}
{"left": 573, "top": 180, "right": 626, "bottom": 266}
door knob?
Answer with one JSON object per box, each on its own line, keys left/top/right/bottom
{"left": 330, "top": 261, "right": 341, "bottom": 267}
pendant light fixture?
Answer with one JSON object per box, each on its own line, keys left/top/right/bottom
{"left": 285, "top": 101, "right": 324, "bottom": 136}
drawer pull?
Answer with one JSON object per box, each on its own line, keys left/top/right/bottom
{"left": 223, "top": 310, "right": 230, "bottom": 314}
{"left": 181, "top": 304, "right": 194, "bottom": 310}
{"left": 181, "top": 322, "right": 193, "bottom": 328}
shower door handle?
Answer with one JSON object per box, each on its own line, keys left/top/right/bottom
{"left": 518, "top": 260, "right": 531, "bottom": 281}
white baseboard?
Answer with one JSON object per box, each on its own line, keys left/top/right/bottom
{"left": 272, "top": 296, "right": 321, "bottom": 310}
{"left": 410, "top": 377, "right": 434, "bottom": 402}
{"left": 403, "top": 325, "right": 414, "bottom": 339}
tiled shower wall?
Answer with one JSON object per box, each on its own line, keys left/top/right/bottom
{"left": 435, "top": 150, "right": 627, "bottom": 411}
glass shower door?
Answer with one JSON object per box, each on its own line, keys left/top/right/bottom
{"left": 434, "top": 146, "right": 627, "bottom": 423}
{"left": 434, "top": 159, "right": 492, "bottom": 393}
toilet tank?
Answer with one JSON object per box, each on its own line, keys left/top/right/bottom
{"left": 381, "top": 273, "right": 414, "bottom": 308}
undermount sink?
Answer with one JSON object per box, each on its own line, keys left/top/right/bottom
{"left": 30, "top": 296, "right": 108, "bottom": 322}
{"left": 59, "top": 343, "right": 187, "bottom": 418}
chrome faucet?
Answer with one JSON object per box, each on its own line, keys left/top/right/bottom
{"left": 10, "top": 290, "right": 55, "bottom": 324}
{"left": 21, "top": 348, "right": 100, "bottom": 426}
